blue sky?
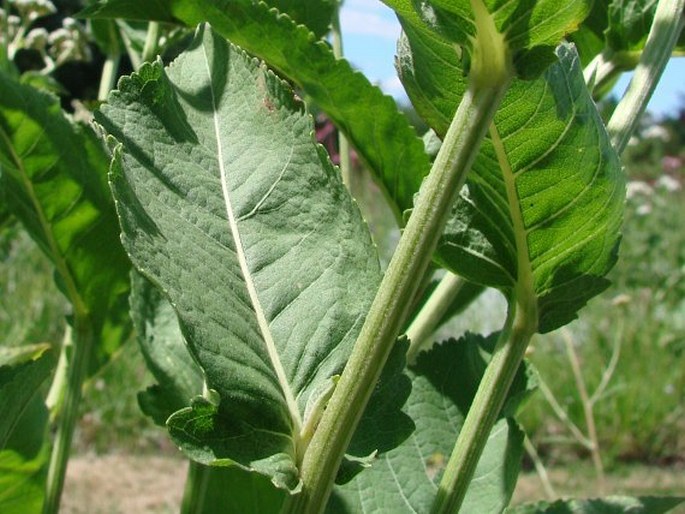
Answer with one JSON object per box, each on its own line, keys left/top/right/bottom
{"left": 340, "top": 0, "right": 685, "bottom": 118}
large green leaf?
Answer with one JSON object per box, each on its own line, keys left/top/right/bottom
{"left": 80, "top": 0, "right": 430, "bottom": 220}
{"left": 329, "top": 334, "right": 532, "bottom": 514}
{"left": 383, "top": 0, "right": 591, "bottom": 79}
{"left": 97, "top": 24, "right": 384, "bottom": 492}
{"left": 0, "top": 393, "right": 50, "bottom": 514}
{"left": 506, "top": 496, "right": 685, "bottom": 514}
{"left": 0, "top": 344, "right": 54, "bottom": 450}
{"left": 0, "top": 71, "right": 132, "bottom": 371}
{"left": 400, "top": 39, "right": 624, "bottom": 333}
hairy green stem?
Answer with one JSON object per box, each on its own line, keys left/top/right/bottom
{"left": 406, "top": 272, "right": 466, "bottom": 363}
{"left": 45, "top": 326, "right": 72, "bottom": 422}
{"left": 607, "top": 0, "right": 685, "bottom": 154}
{"left": 180, "top": 462, "right": 211, "bottom": 514}
{"left": 141, "top": 21, "right": 161, "bottom": 64}
{"left": 43, "top": 318, "right": 93, "bottom": 514}
{"left": 98, "top": 53, "right": 120, "bottom": 101}
{"left": 282, "top": 77, "right": 510, "bottom": 514}
{"left": 562, "top": 329, "right": 605, "bottom": 493}
{"left": 431, "top": 296, "right": 535, "bottom": 514}
{"left": 97, "top": 22, "right": 121, "bottom": 102}
{"left": 331, "top": 4, "right": 351, "bottom": 188}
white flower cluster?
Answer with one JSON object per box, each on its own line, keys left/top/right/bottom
{"left": 1, "top": 0, "right": 91, "bottom": 72}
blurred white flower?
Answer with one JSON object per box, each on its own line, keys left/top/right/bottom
{"left": 626, "top": 180, "right": 653, "bottom": 199}
{"left": 636, "top": 203, "right": 652, "bottom": 216}
{"left": 656, "top": 174, "right": 681, "bottom": 192}
{"left": 642, "top": 124, "right": 670, "bottom": 141}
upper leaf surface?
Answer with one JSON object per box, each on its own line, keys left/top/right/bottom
{"left": 384, "top": 0, "right": 591, "bottom": 78}
{"left": 0, "top": 71, "right": 132, "bottom": 371}
{"left": 98, "top": 24, "right": 381, "bottom": 491}
{"left": 80, "top": 0, "right": 430, "bottom": 220}
{"left": 329, "top": 334, "right": 532, "bottom": 514}
{"left": 399, "top": 39, "right": 625, "bottom": 333}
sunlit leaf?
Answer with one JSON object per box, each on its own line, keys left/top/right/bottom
{"left": 0, "top": 71, "right": 132, "bottom": 372}
{"left": 399, "top": 39, "right": 625, "bottom": 333}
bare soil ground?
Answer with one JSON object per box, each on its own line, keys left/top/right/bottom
{"left": 62, "top": 453, "right": 685, "bottom": 513}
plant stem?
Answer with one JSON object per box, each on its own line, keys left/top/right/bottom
{"left": 562, "top": 329, "right": 605, "bottom": 493}
{"left": 180, "top": 462, "right": 211, "bottom": 514}
{"left": 45, "top": 325, "right": 72, "bottom": 423}
{"left": 141, "top": 21, "right": 160, "bottom": 64}
{"left": 607, "top": 0, "right": 685, "bottom": 154}
{"left": 431, "top": 295, "right": 535, "bottom": 514}
{"left": 97, "top": 20, "right": 121, "bottom": 101}
{"left": 43, "top": 317, "right": 93, "bottom": 514}
{"left": 523, "top": 435, "right": 556, "bottom": 500}
{"left": 282, "top": 78, "right": 510, "bottom": 514}
{"left": 331, "top": 3, "right": 351, "bottom": 189}
{"left": 406, "top": 272, "right": 466, "bottom": 363}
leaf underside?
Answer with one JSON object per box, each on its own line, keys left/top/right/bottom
{"left": 329, "top": 334, "right": 533, "bottom": 514}
{"left": 98, "top": 24, "right": 382, "bottom": 491}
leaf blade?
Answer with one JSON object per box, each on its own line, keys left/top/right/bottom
{"left": 98, "top": 24, "right": 382, "bottom": 490}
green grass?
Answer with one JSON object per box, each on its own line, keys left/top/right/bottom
{"left": 0, "top": 225, "right": 66, "bottom": 348}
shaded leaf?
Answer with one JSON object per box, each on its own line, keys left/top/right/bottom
{"left": 80, "top": 0, "right": 430, "bottom": 220}
{"left": 329, "top": 333, "right": 533, "bottom": 513}
{"left": 97, "top": 24, "right": 382, "bottom": 491}
{"left": 0, "top": 393, "right": 50, "bottom": 514}
{"left": 0, "top": 344, "right": 54, "bottom": 450}
{"left": 0, "top": 71, "right": 132, "bottom": 372}
{"left": 183, "top": 463, "right": 285, "bottom": 514}
{"left": 130, "top": 272, "right": 203, "bottom": 426}
{"left": 505, "top": 495, "right": 685, "bottom": 514}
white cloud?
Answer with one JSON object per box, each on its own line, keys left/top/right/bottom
{"left": 340, "top": 2, "right": 400, "bottom": 39}
{"left": 380, "top": 75, "right": 409, "bottom": 101}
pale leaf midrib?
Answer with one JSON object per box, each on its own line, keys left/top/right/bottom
{"left": 201, "top": 48, "right": 303, "bottom": 433}
{"left": 489, "top": 122, "right": 537, "bottom": 317}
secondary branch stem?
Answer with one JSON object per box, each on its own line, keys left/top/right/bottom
{"left": 43, "top": 317, "right": 93, "bottom": 514}
{"left": 607, "top": 0, "right": 684, "bottom": 153}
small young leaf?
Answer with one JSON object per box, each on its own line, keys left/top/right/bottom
{"left": 98, "top": 24, "right": 383, "bottom": 492}
{"left": 0, "top": 71, "right": 132, "bottom": 372}
{"left": 505, "top": 495, "right": 685, "bottom": 514}
{"left": 329, "top": 334, "right": 533, "bottom": 513}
